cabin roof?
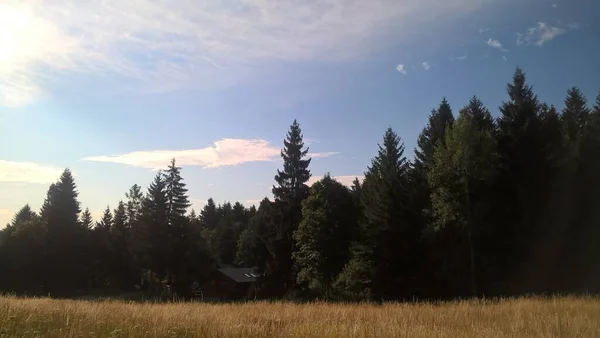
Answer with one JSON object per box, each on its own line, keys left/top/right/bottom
{"left": 217, "top": 268, "right": 260, "bottom": 283}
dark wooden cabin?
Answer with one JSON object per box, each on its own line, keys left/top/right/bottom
{"left": 201, "top": 268, "right": 260, "bottom": 301}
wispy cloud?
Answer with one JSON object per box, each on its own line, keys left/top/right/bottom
{"left": 502, "top": 56, "right": 508, "bottom": 62}
{"left": 396, "top": 64, "right": 407, "bottom": 75}
{"left": 552, "top": 4, "right": 558, "bottom": 8}
{"left": 0, "top": 160, "right": 64, "bottom": 184}
{"left": 0, "top": 0, "right": 485, "bottom": 107}
{"left": 479, "top": 28, "right": 490, "bottom": 34}
{"left": 450, "top": 55, "right": 468, "bottom": 62}
{"left": 308, "top": 175, "right": 364, "bottom": 187}
{"left": 308, "top": 152, "right": 340, "bottom": 159}
{"left": 486, "top": 38, "right": 509, "bottom": 52}
{"left": 83, "top": 138, "right": 338, "bottom": 170}
{"left": 517, "top": 22, "right": 572, "bottom": 46}
{"left": 422, "top": 62, "right": 431, "bottom": 70}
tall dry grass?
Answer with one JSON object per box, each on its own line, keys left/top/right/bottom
{"left": 1, "top": 295, "right": 599, "bottom": 337}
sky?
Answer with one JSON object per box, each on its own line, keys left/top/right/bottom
{"left": 1, "top": 0, "right": 599, "bottom": 226}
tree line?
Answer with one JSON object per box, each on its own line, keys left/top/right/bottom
{"left": 1, "top": 68, "right": 600, "bottom": 301}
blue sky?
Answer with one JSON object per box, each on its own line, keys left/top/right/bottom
{"left": 1, "top": 0, "right": 599, "bottom": 225}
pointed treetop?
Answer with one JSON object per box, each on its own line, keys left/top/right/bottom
{"left": 414, "top": 98, "right": 455, "bottom": 170}
{"left": 11, "top": 204, "right": 37, "bottom": 227}
{"left": 80, "top": 208, "right": 93, "bottom": 230}
{"left": 96, "top": 206, "right": 113, "bottom": 230}
{"left": 273, "top": 119, "right": 312, "bottom": 203}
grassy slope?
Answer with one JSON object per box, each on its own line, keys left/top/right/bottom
{"left": 1, "top": 296, "right": 599, "bottom": 337}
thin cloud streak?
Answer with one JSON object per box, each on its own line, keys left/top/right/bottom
{"left": 83, "top": 138, "right": 339, "bottom": 170}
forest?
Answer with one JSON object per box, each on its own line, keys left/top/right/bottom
{"left": 1, "top": 68, "right": 599, "bottom": 301}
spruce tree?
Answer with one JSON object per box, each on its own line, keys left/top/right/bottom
{"left": 493, "top": 68, "right": 546, "bottom": 293}
{"left": 266, "top": 119, "right": 312, "bottom": 295}
{"left": 164, "top": 158, "right": 190, "bottom": 224}
{"left": 199, "top": 198, "right": 219, "bottom": 230}
{"left": 40, "top": 169, "right": 86, "bottom": 295}
{"left": 80, "top": 208, "right": 93, "bottom": 230}
{"left": 339, "top": 127, "right": 414, "bottom": 300}
{"left": 125, "top": 184, "right": 144, "bottom": 228}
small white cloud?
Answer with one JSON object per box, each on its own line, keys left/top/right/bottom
{"left": 517, "top": 22, "right": 569, "bottom": 46}
{"left": 83, "top": 138, "right": 338, "bottom": 169}
{"left": 422, "top": 62, "right": 431, "bottom": 70}
{"left": 458, "top": 55, "right": 468, "bottom": 61}
{"left": 207, "top": 183, "right": 215, "bottom": 187}
{"left": 308, "top": 175, "right": 365, "bottom": 187}
{"left": 502, "top": 56, "right": 508, "bottom": 62}
{"left": 486, "top": 38, "right": 508, "bottom": 52}
{"left": 479, "top": 28, "right": 490, "bottom": 34}
{"left": 396, "top": 64, "right": 407, "bottom": 75}
{"left": 0, "top": 160, "right": 63, "bottom": 184}
{"left": 308, "top": 152, "right": 340, "bottom": 159}
{"left": 552, "top": 4, "right": 558, "bottom": 8}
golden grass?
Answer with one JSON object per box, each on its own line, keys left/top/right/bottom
{"left": 1, "top": 295, "right": 599, "bottom": 337}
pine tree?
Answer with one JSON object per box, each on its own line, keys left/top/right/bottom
{"left": 164, "top": 158, "right": 190, "bottom": 224}
{"left": 414, "top": 98, "right": 455, "bottom": 172}
{"left": 339, "top": 127, "right": 414, "bottom": 300}
{"left": 562, "top": 87, "right": 590, "bottom": 146}
{"left": 133, "top": 172, "right": 168, "bottom": 283}
{"left": 125, "top": 184, "right": 144, "bottom": 228}
{"left": 40, "top": 169, "right": 86, "bottom": 295}
{"left": 265, "top": 119, "right": 312, "bottom": 296}
{"left": 97, "top": 206, "right": 113, "bottom": 231}
{"left": 493, "top": 67, "right": 549, "bottom": 294}
{"left": 293, "top": 174, "right": 358, "bottom": 299}
{"left": 10, "top": 204, "right": 37, "bottom": 227}
{"left": 80, "top": 208, "right": 93, "bottom": 230}
{"left": 272, "top": 119, "right": 312, "bottom": 205}
{"left": 199, "top": 198, "right": 219, "bottom": 230}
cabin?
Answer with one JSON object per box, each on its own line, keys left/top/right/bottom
{"left": 200, "top": 267, "right": 260, "bottom": 301}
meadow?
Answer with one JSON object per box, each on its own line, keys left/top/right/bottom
{"left": 1, "top": 295, "right": 599, "bottom": 337}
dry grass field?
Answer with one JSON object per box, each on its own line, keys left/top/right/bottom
{"left": 1, "top": 295, "right": 599, "bottom": 337}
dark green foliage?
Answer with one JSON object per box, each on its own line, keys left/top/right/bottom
{"left": 339, "top": 128, "right": 417, "bottom": 300}
{"left": 40, "top": 169, "right": 87, "bottom": 296}
{"left": 125, "top": 184, "right": 144, "bottom": 228}
{"left": 80, "top": 208, "right": 93, "bottom": 230}
{"left": 262, "top": 119, "right": 312, "bottom": 296}
{"left": 293, "top": 174, "right": 358, "bottom": 299}
{"left": 428, "top": 98, "right": 498, "bottom": 296}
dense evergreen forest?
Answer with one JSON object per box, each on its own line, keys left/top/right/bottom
{"left": 1, "top": 68, "right": 600, "bottom": 301}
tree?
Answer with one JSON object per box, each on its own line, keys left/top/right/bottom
{"left": 339, "top": 127, "right": 415, "bottom": 300}
{"left": 96, "top": 206, "right": 113, "bottom": 231}
{"left": 40, "top": 169, "right": 87, "bottom": 295}
{"left": 80, "top": 208, "right": 93, "bottom": 230}
{"left": 293, "top": 174, "right": 358, "bottom": 299}
{"left": 133, "top": 172, "right": 168, "bottom": 284}
{"left": 199, "top": 198, "right": 219, "bottom": 230}
{"left": 0, "top": 207, "right": 46, "bottom": 294}
{"left": 263, "top": 119, "right": 312, "bottom": 296}
{"left": 428, "top": 98, "right": 498, "bottom": 296}
{"left": 414, "top": 98, "right": 455, "bottom": 172}
{"left": 164, "top": 158, "right": 190, "bottom": 224}
{"left": 125, "top": 184, "right": 144, "bottom": 228}
{"left": 492, "top": 68, "right": 546, "bottom": 294}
